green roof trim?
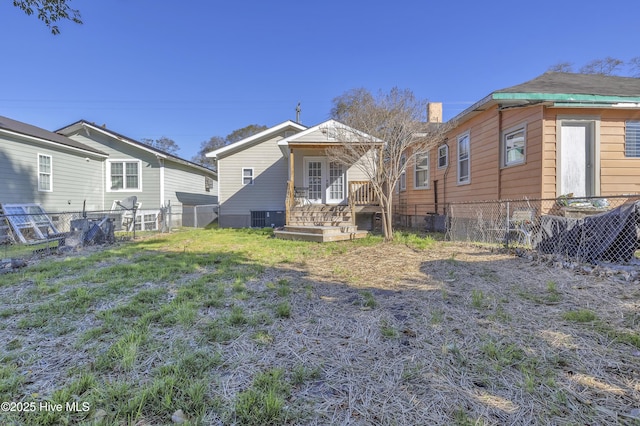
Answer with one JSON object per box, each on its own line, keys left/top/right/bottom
{"left": 493, "top": 92, "right": 640, "bottom": 103}
{"left": 552, "top": 102, "right": 640, "bottom": 108}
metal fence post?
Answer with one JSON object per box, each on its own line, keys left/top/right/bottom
{"left": 505, "top": 201, "right": 510, "bottom": 248}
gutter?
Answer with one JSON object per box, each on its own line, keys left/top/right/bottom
{"left": 0, "top": 128, "right": 108, "bottom": 158}
{"left": 493, "top": 92, "right": 640, "bottom": 103}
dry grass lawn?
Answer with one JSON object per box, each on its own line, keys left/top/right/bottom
{"left": 0, "top": 228, "right": 639, "bottom": 425}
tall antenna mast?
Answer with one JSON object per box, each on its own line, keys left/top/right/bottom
{"left": 295, "top": 102, "right": 301, "bottom": 123}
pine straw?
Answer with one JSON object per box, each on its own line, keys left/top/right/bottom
{"left": 1, "top": 241, "right": 639, "bottom": 424}
{"left": 232, "top": 243, "right": 640, "bottom": 425}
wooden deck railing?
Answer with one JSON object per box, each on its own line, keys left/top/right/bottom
{"left": 348, "top": 181, "right": 377, "bottom": 206}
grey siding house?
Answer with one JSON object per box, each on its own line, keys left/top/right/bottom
{"left": 207, "top": 121, "right": 307, "bottom": 227}
{"left": 0, "top": 115, "right": 107, "bottom": 212}
{"left": 57, "top": 120, "right": 218, "bottom": 227}
{"left": 208, "top": 119, "right": 380, "bottom": 239}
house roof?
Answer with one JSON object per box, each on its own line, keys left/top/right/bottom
{"left": 277, "top": 119, "right": 383, "bottom": 155}
{"left": 495, "top": 72, "right": 640, "bottom": 98}
{"left": 207, "top": 120, "right": 307, "bottom": 159}
{"left": 57, "top": 120, "right": 217, "bottom": 177}
{"left": 452, "top": 72, "right": 640, "bottom": 124}
{"left": 0, "top": 115, "right": 107, "bottom": 156}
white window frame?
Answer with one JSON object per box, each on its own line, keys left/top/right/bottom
{"left": 107, "top": 159, "right": 142, "bottom": 192}
{"left": 625, "top": 120, "right": 640, "bottom": 157}
{"left": 457, "top": 131, "right": 470, "bottom": 185}
{"left": 205, "top": 176, "right": 214, "bottom": 192}
{"left": 437, "top": 144, "right": 448, "bottom": 169}
{"left": 502, "top": 123, "right": 527, "bottom": 167}
{"left": 399, "top": 154, "right": 406, "bottom": 191}
{"left": 242, "top": 167, "right": 254, "bottom": 185}
{"left": 414, "top": 152, "right": 430, "bottom": 189}
{"left": 37, "top": 153, "right": 52, "bottom": 192}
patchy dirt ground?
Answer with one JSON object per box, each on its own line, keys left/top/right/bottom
{"left": 1, "top": 236, "right": 639, "bottom": 425}
{"left": 275, "top": 242, "right": 640, "bottom": 424}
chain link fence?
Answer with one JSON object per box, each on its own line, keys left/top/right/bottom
{"left": 446, "top": 195, "right": 640, "bottom": 264}
{"left": 0, "top": 205, "right": 175, "bottom": 263}
{"left": 182, "top": 204, "right": 218, "bottom": 228}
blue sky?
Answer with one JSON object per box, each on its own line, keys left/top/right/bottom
{"left": 1, "top": 0, "right": 639, "bottom": 161}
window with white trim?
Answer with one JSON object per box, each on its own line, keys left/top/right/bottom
{"left": 625, "top": 120, "right": 640, "bottom": 157}
{"left": 414, "top": 152, "right": 429, "bottom": 189}
{"left": 242, "top": 168, "right": 254, "bottom": 185}
{"left": 457, "top": 132, "right": 470, "bottom": 184}
{"left": 205, "top": 176, "right": 214, "bottom": 192}
{"left": 437, "top": 144, "right": 448, "bottom": 169}
{"left": 108, "top": 160, "right": 140, "bottom": 190}
{"left": 399, "top": 154, "right": 406, "bottom": 191}
{"left": 502, "top": 124, "right": 526, "bottom": 166}
{"left": 38, "top": 154, "right": 52, "bottom": 192}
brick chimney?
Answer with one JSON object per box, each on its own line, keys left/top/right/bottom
{"left": 427, "top": 102, "right": 442, "bottom": 123}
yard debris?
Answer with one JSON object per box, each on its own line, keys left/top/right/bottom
{"left": 1, "top": 203, "right": 62, "bottom": 244}
{"left": 69, "top": 217, "right": 115, "bottom": 246}
{"left": 534, "top": 200, "right": 640, "bottom": 264}
{"left": 171, "top": 409, "right": 187, "bottom": 424}
{"left": 514, "top": 248, "right": 640, "bottom": 282}
{"left": 93, "top": 409, "right": 107, "bottom": 422}
{"left": 0, "top": 258, "right": 27, "bottom": 273}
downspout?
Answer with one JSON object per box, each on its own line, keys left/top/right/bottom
{"left": 216, "top": 161, "right": 221, "bottom": 225}
{"left": 158, "top": 157, "right": 165, "bottom": 207}
{"left": 102, "top": 158, "right": 106, "bottom": 210}
{"left": 441, "top": 138, "right": 450, "bottom": 215}
{"left": 497, "top": 108, "right": 502, "bottom": 200}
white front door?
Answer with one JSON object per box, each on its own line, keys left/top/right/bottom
{"left": 327, "top": 161, "right": 346, "bottom": 203}
{"left": 304, "top": 158, "right": 346, "bottom": 204}
{"left": 559, "top": 121, "right": 595, "bottom": 197}
{"left": 305, "top": 158, "right": 323, "bottom": 203}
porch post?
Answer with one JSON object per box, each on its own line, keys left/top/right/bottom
{"left": 290, "top": 149, "right": 295, "bottom": 183}
{"left": 286, "top": 149, "right": 295, "bottom": 225}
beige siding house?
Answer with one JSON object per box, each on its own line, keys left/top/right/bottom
{"left": 208, "top": 121, "right": 307, "bottom": 228}
{"left": 396, "top": 72, "right": 640, "bottom": 227}
{"left": 209, "top": 119, "right": 381, "bottom": 240}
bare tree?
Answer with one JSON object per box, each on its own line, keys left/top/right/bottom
{"left": 13, "top": 0, "right": 82, "bottom": 34}
{"left": 548, "top": 62, "right": 574, "bottom": 73}
{"left": 226, "top": 124, "right": 268, "bottom": 144}
{"left": 326, "top": 88, "right": 450, "bottom": 241}
{"left": 629, "top": 56, "right": 640, "bottom": 77}
{"left": 192, "top": 124, "right": 268, "bottom": 169}
{"left": 141, "top": 136, "right": 180, "bottom": 155}
{"left": 579, "top": 56, "right": 624, "bottom": 75}
{"left": 192, "top": 136, "right": 226, "bottom": 169}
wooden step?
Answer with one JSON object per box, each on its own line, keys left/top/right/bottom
{"left": 283, "top": 225, "right": 358, "bottom": 234}
{"left": 274, "top": 229, "right": 368, "bottom": 242}
{"left": 274, "top": 225, "right": 367, "bottom": 242}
